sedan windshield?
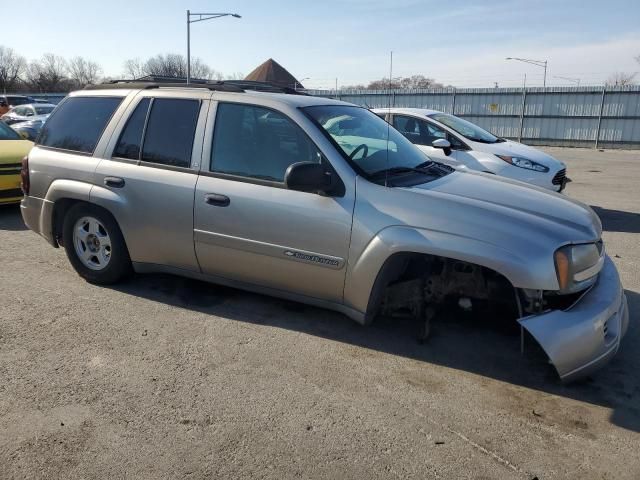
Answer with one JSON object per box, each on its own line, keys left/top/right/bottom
{"left": 429, "top": 113, "right": 502, "bottom": 143}
{"left": 304, "top": 105, "right": 450, "bottom": 184}
{"left": 0, "top": 121, "right": 21, "bottom": 140}
{"left": 34, "top": 105, "right": 54, "bottom": 115}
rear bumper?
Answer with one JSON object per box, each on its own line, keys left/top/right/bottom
{"left": 519, "top": 256, "right": 629, "bottom": 382}
{"left": 21, "top": 195, "right": 56, "bottom": 246}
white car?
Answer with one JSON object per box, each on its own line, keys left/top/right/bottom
{"left": 373, "top": 108, "right": 567, "bottom": 192}
{"left": 1, "top": 103, "right": 56, "bottom": 125}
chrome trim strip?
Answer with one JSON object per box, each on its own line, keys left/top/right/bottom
{"left": 193, "top": 229, "right": 345, "bottom": 270}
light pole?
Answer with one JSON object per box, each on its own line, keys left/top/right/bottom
{"left": 506, "top": 57, "right": 548, "bottom": 87}
{"left": 554, "top": 75, "right": 580, "bottom": 86}
{"left": 187, "top": 10, "right": 241, "bottom": 84}
{"left": 294, "top": 77, "right": 310, "bottom": 91}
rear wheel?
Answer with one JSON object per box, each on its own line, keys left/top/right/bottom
{"left": 62, "top": 203, "right": 131, "bottom": 284}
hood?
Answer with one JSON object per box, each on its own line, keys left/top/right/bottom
{"left": 356, "top": 170, "right": 602, "bottom": 289}
{"left": 0, "top": 139, "right": 33, "bottom": 164}
{"left": 471, "top": 139, "right": 565, "bottom": 170}
{"left": 408, "top": 170, "right": 599, "bottom": 241}
{"left": 12, "top": 117, "right": 46, "bottom": 128}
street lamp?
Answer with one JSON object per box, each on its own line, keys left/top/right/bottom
{"left": 294, "top": 77, "right": 310, "bottom": 91}
{"left": 506, "top": 57, "right": 548, "bottom": 87}
{"left": 187, "top": 10, "right": 241, "bottom": 84}
{"left": 554, "top": 75, "right": 580, "bottom": 86}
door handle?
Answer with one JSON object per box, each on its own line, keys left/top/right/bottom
{"left": 204, "top": 193, "right": 230, "bottom": 207}
{"left": 104, "top": 176, "right": 125, "bottom": 188}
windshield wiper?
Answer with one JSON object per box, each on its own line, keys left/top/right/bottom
{"left": 370, "top": 165, "right": 433, "bottom": 178}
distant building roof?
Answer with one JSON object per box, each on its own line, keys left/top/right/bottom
{"left": 244, "top": 58, "right": 304, "bottom": 89}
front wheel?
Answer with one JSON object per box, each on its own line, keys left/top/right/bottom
{"left": 62, "top": 203, "right": 132, "bottom": 284}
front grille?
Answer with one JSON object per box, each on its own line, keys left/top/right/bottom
{"left": 0, "top": 188, "right": 23, "bottom": 199}
{"left": 552, "top": 168, "right": 566, "bottom": 185}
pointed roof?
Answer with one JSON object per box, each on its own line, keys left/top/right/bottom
{"left": 244, "top": 58, "right": 304, "bottom": 89}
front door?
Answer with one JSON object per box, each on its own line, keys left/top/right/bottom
{"left": 391, "top": 114, "right": 457, "bottom": 165}
{"left": 194, "top": 102, "right": 354, "bottom": 302}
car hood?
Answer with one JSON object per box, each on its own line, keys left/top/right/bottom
{"left": 470, "top": 139, "right": 565, "bottom": 170}
{"left": 407, "top": 170, "right": 598, "bottom": 241}
{"left": 0, "top": 139, "right": 33, "bottom": 164}
{"left": 12, "top": 118, "right": 45, "bottom": 128}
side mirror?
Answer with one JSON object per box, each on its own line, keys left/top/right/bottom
{"left": 25, "top": 111, "right": 34, "bottom": 116}
{"left": 285, "top": 162, "right": 331, "bottom": 194}
{"left": 432, "top": 138, "right": 452, "bottom": 156}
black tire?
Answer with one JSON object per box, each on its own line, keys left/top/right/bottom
{"left": 62, "top": 203, "right": 132, "bottom": 284}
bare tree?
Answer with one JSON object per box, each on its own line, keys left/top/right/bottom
{"left": 225, "top": 71, "right": 246, "bottom": 80}
{"left": 398, "top": 75, "right": 443, "bottom": 89}
{"left": 123, "top": 58, "right": 147, "bottom": 79}
{"left": 68, "top": 57, "right": 102, "bottom": 87}
{"left": 0, "top": 46, "right": 27, "bottom": 93}
{"left": 144, "top": 53, "right": 187, "bottom": 77}
{"left": 365, "top": 75, "right": 443, "bottom": 90}
{"left": 606, "top": 71, "right": 637, "bottom": 86}
{"left": 26, "top": 53, "right": 68, "bottom": 92}
{"left": 123, "top": 53, "right": 221, "bottom": 80}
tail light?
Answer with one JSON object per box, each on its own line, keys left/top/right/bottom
{"left": 20, "top": 155, "right": 30, "bottom": 195}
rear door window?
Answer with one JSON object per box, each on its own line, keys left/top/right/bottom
{"left": 140, "top": 98, "right": 200, "bottom": 168}
{"left": 113, "top": 98, "right": 151, "bottom": 160}
{"left": 37, "top": 96, "right": 123, "bottom": 153}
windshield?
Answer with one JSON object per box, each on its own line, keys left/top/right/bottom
{"left": 34, "top": 105, "right": 54, "bottom": 115}
{"left": 304, "top": 105, "right": 449, "bottom": 184}
{"left": 429, "top": 113, "right": 500, "bottom": 143}
{"left": 0, "top": 121, "right": 21, "bottom": 140}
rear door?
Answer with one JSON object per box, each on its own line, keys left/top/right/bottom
{"left": 94, "top": 92, "right": 207, "bottom": 271}
{"left": 193, "top": 101, "right": 354, "bottom": 302}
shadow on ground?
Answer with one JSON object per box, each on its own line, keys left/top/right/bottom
{"left": 3, "top": 198, "right": 638, "bottom": 431}
{"left": 592, "top": 205, "right": 640, "bottom": 234}
{"left": 0, "top": 205, "right": 26, "bottom": 231}
{"left": 113, "top": 272, "right": 640, "bottom": 433}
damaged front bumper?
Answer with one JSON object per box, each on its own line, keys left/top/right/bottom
{"left": 519, "top": 255, "right": 629, "bottom": 382}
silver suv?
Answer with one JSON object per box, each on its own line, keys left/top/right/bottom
{"left": 20, "top": 80, "right": 628, "bottom": 382}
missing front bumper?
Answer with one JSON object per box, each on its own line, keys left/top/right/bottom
{"left": 518, "top": 256, "right": 628, "bottom": 382}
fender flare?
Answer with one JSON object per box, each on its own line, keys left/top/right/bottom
{"left": 344, "top": 225, "right": 540, "bottom": 322}
{"left": 41, "top": 179, "right": 94, "bottom": 245}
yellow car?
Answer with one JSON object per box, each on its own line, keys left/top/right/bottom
{"left": 0, "top": 121, "right": 33, "bottom": 204}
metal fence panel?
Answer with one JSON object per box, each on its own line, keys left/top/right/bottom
{"left": 313, "top": 86, "right": 640, "bottom": 149}
{"left": 459, "top": 116, "right": 521, "bottom": 138}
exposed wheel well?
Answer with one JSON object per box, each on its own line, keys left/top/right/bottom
{"left": 365, "top": 252, "right": 518, "bottom": 324}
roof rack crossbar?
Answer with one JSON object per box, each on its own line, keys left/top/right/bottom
{"left": 84, "top": 80, "right": 245, "bottom": 93}
{"left": 84, "top": 78, "right": 309, "bottom": 95}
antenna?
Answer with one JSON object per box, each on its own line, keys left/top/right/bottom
{"left": 385, "top": 51, "right": 393, "bottom": 187}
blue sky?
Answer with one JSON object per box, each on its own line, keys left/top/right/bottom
{"left": 4, "top": 0, "right": 640, "bottom": 88}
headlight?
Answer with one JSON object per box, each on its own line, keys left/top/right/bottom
{"left": 496, "top": 155, "right": 549, "bottom": 172}
{"left": 554, "top": 242, "right": 604, "bottom": 293}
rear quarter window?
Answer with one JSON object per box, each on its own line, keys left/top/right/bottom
{"left": 37, "top": 96, "right": 123, "bottom": 154}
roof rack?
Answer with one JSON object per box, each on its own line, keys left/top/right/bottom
{"left": 85, "top": 77, "right": 309, "bottom": 95}
{"left": 85, "top": 79, "right": 244, "bottom": 93}
{"left": 224, "top": 80, "right": 308, "bottom": 96}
